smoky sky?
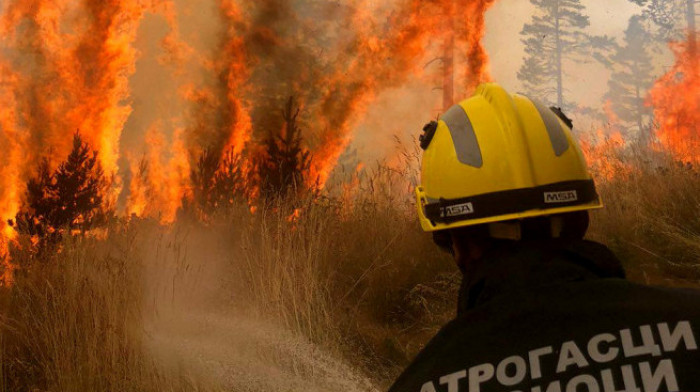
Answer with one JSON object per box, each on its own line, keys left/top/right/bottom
{"left": 352, "top": 0, "right": 674, "bottom": 163}
{"left": 485, "top": 0, "right": 650, "bottom": 109}
{"left": 119, "top": 0, "right": 673, "bottom": 169}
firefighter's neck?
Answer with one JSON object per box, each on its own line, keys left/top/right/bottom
{"left": 451, "top": 236, "right": 492, "bottom": 276}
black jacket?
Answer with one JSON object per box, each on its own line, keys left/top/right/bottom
{"left": 388, "top": 240, "right": 700, "bottom": 392}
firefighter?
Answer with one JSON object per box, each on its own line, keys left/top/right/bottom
{"left": 388, "top": 84, "right": 700, "bottom": 392}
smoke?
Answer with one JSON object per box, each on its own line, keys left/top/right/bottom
{"left": 0, "top": 0, "right": 498, "bottom": 235}
{"left": 175, "top": 0, "right": 497, "bottom": 187}
{"left": 137, "top": 218, "right": 379, "bottom": 391}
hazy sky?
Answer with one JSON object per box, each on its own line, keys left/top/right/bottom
{"left": 485, "top": 0, "right": 659, "bottom": 109}
{"left": 353, "top": 0, "right": 668, "bottom": 162}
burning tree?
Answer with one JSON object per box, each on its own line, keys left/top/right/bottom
{"left": 11, "top": 133, "right": 111, "bottom": 250}
{"left": 631, "top": 0, "right": 698, "bottom": 162}
{"left": 254, "top": 97, "right": 313, "bottom": 199}
{"left": 183, "top": 97, "right": 313, "bottom": 217}
{"left": 648, "top": 36, "right": 699, "bottom": 163}
{"left": 214, "top": 149, "right": 247, "bottom": 206}
{"left": 186, "top": 147, "right": 247, "bottom": 218}
{"left": 190, "top": 148, "right": 220, "bottom": 215}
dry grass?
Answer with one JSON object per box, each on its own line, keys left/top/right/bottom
{"left": 234, "top": 195, "right": 456, "bottom": 381}
{"left": 1, "top": 148, "right": 699, "bottom": 391}
{"left": 0, "top": 226, "right": 204, "bottom": 392}
{"left": 588, "top": 150, "right": 700, "bottom": 286}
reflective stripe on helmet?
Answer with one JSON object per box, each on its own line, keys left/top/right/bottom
{"left": 531, "top": 99, "right": 570, "bottom": 157}
{"left": 423, "top": 180, "right": 599, "bottom": 225}
{"left": 441, "top": 104, "right": 483, "bottom": 168}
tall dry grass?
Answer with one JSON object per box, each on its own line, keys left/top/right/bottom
{"left": 234, "top": 194, "right": 456, "bottom": 379}
{"left": 588, "top": 150, "right": 700, "bottom": 286}
{"left": 0, "top": 225, "right": 205, "bottom": 392}
{"left": 1, "top": 146, "right": 699, "bottom": 391}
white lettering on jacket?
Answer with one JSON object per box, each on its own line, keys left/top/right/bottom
{"left": 414, "top": 321, "right": 696, "bottom": 392}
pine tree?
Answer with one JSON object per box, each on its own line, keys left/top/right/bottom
{"left": 12, "top": 132, "right": 109, "bottom": 249}
{"left": 255, "top": 96, "right": 312, "bottom": 199}
{"left": 630, "top": 0, "right": 697, "bottom": 62}
{"left": 187, "top": 147, "right": 247, "bottom": 218}
{"left": 213, "top": 148, "right": 246, "bottom": 207}
{"left": 12, "top": 159, "right": 55, "bottom": 241}
{"left": 518, "top": 0, "right": 613, "bottom": 108}
{"left": 190, "top": 148, "right": 220, "bottom": 214}
{"left": 629, "top": 0, "right": 693, "bottom": 39}
{"left": 605, "top": 15, "right": 656, "bottom": 138}
{"left": 51, "top": 133, "right": 107, "bottom": 231}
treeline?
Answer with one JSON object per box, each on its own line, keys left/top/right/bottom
{"left": 8, "top": 97, "right": 315, "bottom": 259}
{"left": 518, "top": 0, "right": 697, "bottom": 139}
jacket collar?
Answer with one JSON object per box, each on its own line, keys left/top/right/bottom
{"left": 458, "top": 240, "right": 626, "bottom": 314}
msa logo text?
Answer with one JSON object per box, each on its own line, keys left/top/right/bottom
{"left": 442, "top": 203, "right": 475, "bottom": 217}
{"left": 544, "top": 190, "right": 578, "bottom": 204}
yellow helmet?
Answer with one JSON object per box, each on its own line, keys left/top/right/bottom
{"left": 416, "top": 83, "right": 603, "bottom": 233}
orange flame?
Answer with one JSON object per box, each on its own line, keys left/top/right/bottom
{"left": 287, "top": 208, "right": 302, "bottom": 223}
{"left": 219, "top": 0, "right": 253, "bottom": 157}
{"left": 181, "top": 0, "right": 253, "bottom": 184}
{"left": 457, "top": 0, "right": 496, "bottom": 93}
{"left": 310, "top": 0, "right": 497, "bottom": 188}
{"left": 648, "top": 32, "right": 699, "bottom": 163}
{"left": 0, "top": 0, "right": 166, "bottom": 280}
{"left": 126, "top": 156, "right": 148, "bottom": 218}
{"left": 126, "top": 124, "right": 190, "bottom": 224}
{"left": 580, "top": 130, "right": 633, "bottom": 181}
{"left": 1, "top": 0, "right": 156, "bottom": 203}
{"left": 1, "top": 0, "right": 75, "bottom": 166}
{"left": 0, "top": 0, "right": 501, "bottom": 260}
{"left": 580, "top": 102, "right": 634, "bottom": 181}
{"left": 153, "top": 0, "right": 195, "bottom": 70}
{"left": 0, "top": 60, "right": 25, "bottom": 283}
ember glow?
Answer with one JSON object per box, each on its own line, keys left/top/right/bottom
{"left": 649, "top": 32, "right": 700, "bottom": 163}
